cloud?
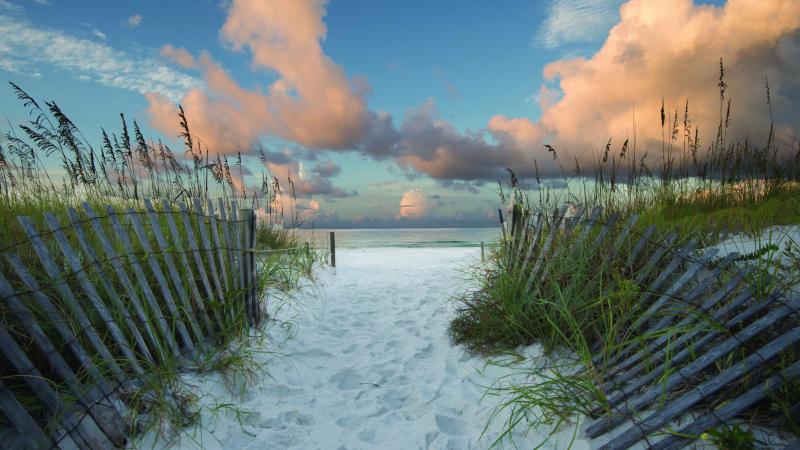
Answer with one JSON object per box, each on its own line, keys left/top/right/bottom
{"left": 312, "top": 160, "right": 341, "bottom": 177}
{"left": 160, "top": 44, "right": 195, "bottom": 68}
{"left": 124, "top": 14, "right": 142, "bottom": 28}
{"left": 143, "top": 0, "right": 529, "bottom": 182}
{"left": 0, "top": 15, "right": 200, "bottom": 101}
{"left": 144, "top": 0, "right": 800, "bottom": 187}
{"left": 535, "top": 0, "right": 625, "bottom": 49}
{"left": 393, "top": 100, "right": 533, "bottom": 181}
{"left": 368, "top": 180, "right": 398, "bottom": 189}
{"left": 0, "top": 0, "right": 20, "bottom": 11}
{"left": 146, "top": 0, "right": 369, "bottom": 154}
{"left": 90, "top": 28, "right": 106, "bottom": 40}
{"left": 398, "top": 188, "right": 430, "bottom": 219}
{"left": 487, "top": 115, "right": 544, "bottom": 150}
{"left": 266, "top": 159, "right": 356, "bottom": 199}
{"left": 505, "top": 0, "right": 800, "bottom": 175}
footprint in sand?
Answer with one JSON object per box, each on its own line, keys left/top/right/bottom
{"left": 435, "top": 414, "right": 467, "bottom": 435}
{"left": 381, "top": 388, "right": 410, "bottom": 409}
{"left": 328, "top": 368, "right": 363, "bottom": 390}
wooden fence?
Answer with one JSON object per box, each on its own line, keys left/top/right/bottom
{"left": 0, "top": 198, "right": 258, "bottom": 449}
{"left": 504, "top": 205, "right": 798, "bottom": 449}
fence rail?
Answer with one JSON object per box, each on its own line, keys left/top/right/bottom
{"left": 503, "top": 204, "right": 798, "bottom": 449}
{"left": 0, "top": 197, "right": 258, "bottom": 449}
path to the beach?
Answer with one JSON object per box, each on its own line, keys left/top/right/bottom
{"left": 143, "top": 247, "right": 598, "bottom": 450}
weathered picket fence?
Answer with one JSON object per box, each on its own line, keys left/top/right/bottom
{"left": 504, "top": 205, "right": 798, "bottom": 449}
{"left": 0, "top": 198, "right": 259, "bottom": 449}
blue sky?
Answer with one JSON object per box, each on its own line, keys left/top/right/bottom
{"left": 1, "top": 0, "right": 792, "bottom": 228}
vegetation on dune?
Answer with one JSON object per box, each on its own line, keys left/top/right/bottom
{"left": 451, "top": 60, "right": 800, "bottom": 448}
{"left": 0, "top": 83, "right": 325, "bottom": 446}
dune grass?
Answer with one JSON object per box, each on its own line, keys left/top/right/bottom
{"left": 0, "top": 83, "right": 325, "bottom": 446}
{"left": 451, "top": 62, "right": 800, "bottom": 448}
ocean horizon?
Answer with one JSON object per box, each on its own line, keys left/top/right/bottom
{"left": 299, "top": 227, "right": 501, "bottom": 248}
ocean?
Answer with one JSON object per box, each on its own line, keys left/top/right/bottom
{"left": 300, "top": 228, "right": 501, "bottom": 249}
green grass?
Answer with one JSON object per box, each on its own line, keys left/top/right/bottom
{"left": 451, "top": 63, "right": 800, "bottom": 446}
{"left": 0, "top": 84, "right": 326, "bottom": 446}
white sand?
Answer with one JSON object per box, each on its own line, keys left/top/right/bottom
{"left": 710, "top": 226, "right": 800, "bottom": 260}
{"left": 136, "top": 247, "right": 627, "bottom": 449}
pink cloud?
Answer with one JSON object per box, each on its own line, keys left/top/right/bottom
{"left": 144, "top": 0, "right": 800, "bottom": 184}
{"left": 160, "top": 45, "right": 196, "bottom": 68}
{"left": 145, "top": 0, "right": 368, "bottom": 154}
{"left": 398, "top": 188, "right": 430, "bottom": 219}
{"left": 505, "top": 0, "right": 800, "bottom": 172}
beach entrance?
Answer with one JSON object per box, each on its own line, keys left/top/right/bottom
{"left": 137, "top": 247, "right": 593, "bottom": 449}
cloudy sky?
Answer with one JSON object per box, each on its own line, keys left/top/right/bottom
{"left": 1, "top": 0, "right": 798, "bottom": 227}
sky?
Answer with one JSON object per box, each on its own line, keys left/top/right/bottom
{"left": 0, "top": 0, "right": 798, "bottom": 228}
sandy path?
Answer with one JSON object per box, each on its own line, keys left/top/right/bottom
{"left": 142, "top": 248, "right": 595, "bottom": 449}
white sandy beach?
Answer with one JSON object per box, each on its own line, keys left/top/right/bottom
{"left": 135, "top": 247, "right": 626, "bottom": 449}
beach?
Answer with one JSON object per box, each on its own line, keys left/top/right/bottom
{"left": 135, "top": 247, "right": 613, "bottom": 449}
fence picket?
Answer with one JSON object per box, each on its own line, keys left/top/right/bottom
{"left": 218, "top": 198, "right": 235, "bottom": 276}
{"left": 127, "top": 208, "right": 195, "bottom": 352}
{"left": 248, "top": 208, "right": 258, "bottom": 323}
{"left": 604, "top": 263, "right": 747, "bottom": 381}
{"left": 525, "top": 205, "right": 568, "bottom": 292}
{"left": 508, "top": 211, "right": 531, "bottom": 270}
{"left": 517, "top": 212, "right": 543, "bottom": 276}
{"left": 207, "top": 199, "right": 229, "bottom": 291}
{"left": 633, "top": 232, "right": 679, "bottom": 285}
{"left": 624, "top": 224, "right": 656, "bottom": 270}
{"left": 626, "top": 247, "right": 718, "bottom": 335}
{"left": 599, "top": 322, "right": 800, "bottom": 450}
{"left": 651, "top": 359, "right": 800, "bottom": 450}
{"left": 577, "top": 207, "right": 603, "bottom": 243}
{"left": 499, "top": 207, "right": 798, "bottom": 447}
{"left": 16, "top": 215, "right": 127, "bottom": 381}
{"left": 588, "top": 292, "right": 794, "bottom": 437}
{"left": 69, "top": 207, "right": 166, "bottom": 365}
{"left": 88, "top": 204, "right": 182, "bottom": 358}
{"left": 33, "top": 213, "right": 146, "bottom": 376}
{"left": 599, "top": 286, "right": 762, "bottom": 409}
{"left": 1, "top": 197, "right": 260, "bottom": 449}
{"left": 191, "top": 198, "right": 226, "bottom": 303}
{"left": 0, "top": 324, "right": 106, "bottom": 449}
{"left": 63, "top": 208, "right": 155, "bottom": 364}
{"left": 4, "top": 254, "right": 122, "bottom": 392}
{"left": 141, "top": 199, "right": 204, "bottom": 342}
{"left": 239, "top": 208, "right": 254, "bottom": 324}
{"left": 565, "top": 205, "right": 586, "bottom": 232}
{"left": 0, "top": 272, "right": 127, "bottom": 445}
{"left": 0, "top": 379, "right": 50, "bottom": 448}
{"left": 232, "top": 202, "right": 245, "bottom": 300}
{"left": 158, "top": 200, "right": 215, "bottom": 335}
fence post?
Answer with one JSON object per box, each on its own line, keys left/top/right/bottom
{"left": 239, "top": 208, "right": 253, "bottom": 325}
{"left": 498, "top": 208, "right": 506, "bottom": 244}
{"left": 249, "top": 208, "right": 258, "bottom": 324}
{"left": 330, "top": 231, "right": 336, "bottom": 267}
{"left": 481, "top": 241, "right": 485, "bottom": 263}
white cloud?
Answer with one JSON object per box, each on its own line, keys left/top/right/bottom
{"left": 124, "top": 13, "right": 141, "bottom": 28}
{"left": 30, "top": 0, "right": 50, "bottom": 5}
{"left": 0, "top": 15, "right": 200, "bottom": 101}
{"left": 535, "top": 0, "right": 625, "bottom": 49}
{"left": 90, "top": 28, "right": 106, "bottom": 40}
{"left": 0, "top": 0, "right": 21, "bottom": 11}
